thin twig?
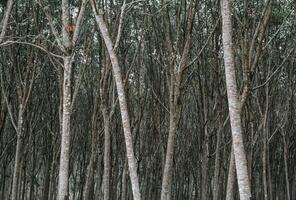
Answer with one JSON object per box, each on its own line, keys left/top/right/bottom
{"left": 252, "top": 48, "right": 294, "bottom": 90}
{"left": 0, "top": 40, "right": 64, "bottom": 59}
{"left": 151, "top": 86, "right": 170, "bottom": 114}
{"left": 184, "top": 17, "right": 221, "bottom": 71}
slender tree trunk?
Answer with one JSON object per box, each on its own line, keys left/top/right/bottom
{"left": 84, "top": 84, "right": 100, "bottom": 200}
{"left": 263, "top": 134, "right": 268, "bottom": 200}
{"left": 101, "top": 107, "right": 111, "bottom": 200}
{"left": 262, "top": 85, "right": 269, "bottom": 200}
{"left": 100, "top": 59, "right": 112, "bottom": 200}
{"left": 201, "top": 89, "right": 209, "bottom": 200}
{"left": 283, "top": 137, "right": 291, "bottom": 200}
{"left": 91, "top": 1, "right": 141, "bottom": 199}
{"left": 161, "top": 97, "right": 179, "bottom": 200}
{"left": 28, "top": 140, "right": 36, "bottom": 200}
{"left": 201, "top": 153, "right": 209, "bottom": 199}
{"left": 11, "top": 106, "right": 24, "bottom": 200}
{"left": 42, "top": 156, "right": 51, "bottom": 200}
{"left": 83, "top": 153, "right": 94, "bottom": 200}
{"left": 225, "top": 1, "right": 272, "bottom": 198}
{"left": 160, "top": 2, "right": 195, "bottom": 198}
{"left": 121, "top": 160, "right": 128, "bottom": 200}
{"left": 57, "top": 0, "right": 73, "bottom": 198}
{"left": 267, "top": 149, "right": 273, "bottom": 200}
{"left": 226, "top": 150, "right": 235, "bottom": 200}
{"left": 0, "top": 0, "right": 14, "bottom": 43}
{"left": 57, "top": 56, "right": 72, "bottom": 200}
{"left": 213, "top": 124, "right": 222, "bottom": 200}
{"left": 221, "top": 0, "right": 251, "bottom": 199}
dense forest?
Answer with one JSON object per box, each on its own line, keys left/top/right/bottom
{"left": 0, "top": 0, "right": 296, "bottom": 200}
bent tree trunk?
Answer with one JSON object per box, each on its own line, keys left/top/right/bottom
{"left": 91, "top": 1, "right": 141, "bottom": 199}
{"left": 221, "top": 0, "right": 251, "bottom": 200}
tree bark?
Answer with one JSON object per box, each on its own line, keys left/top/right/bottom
{"left": 283, "top": 136, "right": 291, "bottom": 200}
{"left": 226, "top": 150, "right": 235, "bottom": 200}
{"left": 57, "top": 0, "right": 74, "bottom": 198}
{"left": 57, "top": 56, "right": 72, "bottom": 200}
{"left": 213, "top": 123, "right": 222, "bottom": 200}
{"left": 90, "top": 1, "right": 141, "bottom": 199}
{"left": 100, "top": 57, "right": 112, "bottom": 200}
{"left": 221, "top": 0, "right": 251, "bottom": 199}
{"left": 160, "top": 2, "right": 196, "bottom": 199}
{"left": 11, "top": 106, "right": 24, "bottom": 200}
{"left": 102, "top": 106, "right": 111, "bottom": 200}
{"left": 0, "top": 0, "right": 14, "bottom": 43}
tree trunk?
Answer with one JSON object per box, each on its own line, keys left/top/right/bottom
{"left": 201, "top": 88, "right": 209, "bottom": 200}
{"left": 262, "top": 85, "right": 269, "bottom": 200}
{"left": 221, "top": 0, "right": 251, "bottom": 199}
{"left": 161, "top": 96, "right": 179, "bottom": 200}
{"left": 213, "top": 123, "right": 222, "bottom": 200}
{"left": 42, "top": 157, "right": 51, "bottom": 200}
{"left": 121, "top": 160, "right": 128, "bottom": 200}
{"left": 102, "top": 107, "right": 111, "bottom": 200}
{"left": 283, "top": 136, "right": 291, "bottom": 200}
{"left": 226, "top": 150, "right": 235, "bottom": 200}
{"left": 84, "top": 83, "right": 100, "bottom": 200}
{"left": 100, "top": 58, "right": 112, "bottom": 200}
{"left": 0, "top": 0, "right": 14, "bottom": 43}
{"left": 160, "top": 1, "right": 196, "bottom": 198}
{"left": 57, "top": 56, "right": 72, "bottom": 200}
{"left": 57, "top": 0, "right": 73, "bottom": 198}
{"left": 11, "top": 106, "right": 24, "bottom": 200}
{"left": 90, "top": 1, "right": 141, "bottom": 199}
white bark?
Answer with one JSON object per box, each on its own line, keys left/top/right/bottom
{"left": 57, "top": 0, "right": 79, "bottom": 198}
{"left": 90, "top": 1, "right": 141, "bottom": 199}
{"left": 221, "top": 0, "right": 251, "bottom": 199}
{"left": 61, "top": 0, "right": 71, "bottom": 50}
{"left": 57, "top": 56, "right": 72, "bottom": 200}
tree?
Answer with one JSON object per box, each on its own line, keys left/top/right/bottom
{"left": 0, "top": 0, "right": 295, "bottom": 199}
{"left": 0, "top": 0, "right": 14, "bottom": 43}
{"left": 221, "top": 0, "right": 251, "bottom": 199}
{"left": 90, "top": 0, "right": 141, "bottom": 199}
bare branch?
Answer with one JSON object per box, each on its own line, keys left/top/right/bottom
{"left": 0, "top": 66, "right": 18, "bottom": 133}
{"left": 252, "top": 48, "right": 295, "bottom": 90}
{"left": 36, "top": 0, "right": 66, "bottom": 52}
{"left": 113, "top": 0, "right": 126, "bottom": 51}
{"left": 0, "top": 40, "right": 64, "bottom": 59}
{"left": 72, "top": 0, "right": 89, "bottom": 47}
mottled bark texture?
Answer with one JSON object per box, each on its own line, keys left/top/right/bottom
{"left": 57, "top": 56, "right": 72, "bottom": 200}
{"left": 221, "top": 0, "right": 251, "bottom": 199}
{"left": 160, "top": 1, "right": 196, "bottom": 199}
{"left": 90, "top": 1, "right": 141, "bottom": 199}
{"left": 11, "top": 106, "right": 24, "bottom": 200}
{"left": 57, "top": 0, "right": 75, "bottom": 198}
{"left": 0, "top": 0, "right": 14, "bottom": 43}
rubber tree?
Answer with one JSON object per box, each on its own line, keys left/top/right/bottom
{"left": 90, "top": 0, "right": 141, "bottom": 199}
{"left": 221, "top": 0, "right": 251, "bottom": 199}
